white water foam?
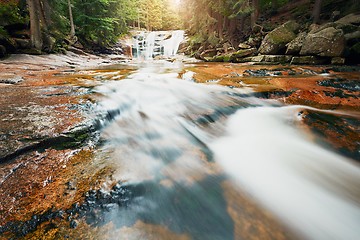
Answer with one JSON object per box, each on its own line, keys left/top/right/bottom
{"left": 210, "top": 106, "right": 360, "bottom": 240}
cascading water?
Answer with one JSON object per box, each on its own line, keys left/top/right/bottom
{"left": 132, "top": 30, "right": 184, "bottom": 60}
{"left": 163, "top": 30, "right": 185, "bottom": 57}
{"left": 91, "top": 62, "right": 360, "bottom": 240}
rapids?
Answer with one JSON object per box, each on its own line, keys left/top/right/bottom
{"left": 90, "top": 61, "right": 360, "bottom": 240}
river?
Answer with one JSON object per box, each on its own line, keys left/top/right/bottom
{"left": 0, "top": 35, "right": 360, "bottom": 239}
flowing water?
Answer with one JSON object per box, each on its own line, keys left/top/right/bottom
{"left": 133, "top": 30, "right": 185, "bottom": 59}
{"left": 2, "top": 32, "right": 359, "bottom": 239}
{"left": 88, "top": 61, "right": 360, "bottom": 240}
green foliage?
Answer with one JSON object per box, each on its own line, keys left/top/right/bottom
{"left": 259, "top": 0, "right": 289, "bottom": 12}
{"left": 0, "top": 2, "right": 27, "bottom": 27}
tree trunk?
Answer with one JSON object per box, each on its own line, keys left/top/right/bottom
{"left": 40, "top": 0, "right": 52, "bottom": 27}
{"left": 27, "top": 0, "right": 42, "bottom": 50}
{"left": 216, "top": 12, "right": 223, "bottom": 39}
{"left": 313, "top": 0, "right": 322, "bottom": 24}
{"left": 251, "top": 0, "right": 259, "bottom": 29}
{"left": 68, "top": 0, "right": 75, "bottom": 38}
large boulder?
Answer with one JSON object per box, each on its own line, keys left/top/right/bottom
{"left": 258, "top": 20, "right": 300, "bottom": 55}
{"left": 300, "top": 27, "right": 345, "bottom": 57}
{"left": 286, "top": 32, "right": 307, "bottom": 55}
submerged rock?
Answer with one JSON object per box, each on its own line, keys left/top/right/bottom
{"left": 0, "top": 75, "right": 23, "bottom": 84}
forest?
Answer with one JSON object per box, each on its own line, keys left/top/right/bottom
{"left": 1, "top": 0, "right": 359, "bottom": 55}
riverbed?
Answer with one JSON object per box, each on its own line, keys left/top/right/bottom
{"left": 0, "top": 57, "right": 359, "bottom": 239}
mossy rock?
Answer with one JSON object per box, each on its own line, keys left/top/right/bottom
{"left": 230, "top": 48, "right": 257, "bottom": 60}
{"left": 258, "top": 21, "right": 299, "bottom": 55}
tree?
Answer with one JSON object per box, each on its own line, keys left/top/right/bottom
{"left": 27, "top": 0, "right": 42, "bottom": 49}
{"left": 312, "top": 0, "right": 322, "bottom": 24}
{"left": 251, "top": 0, "right": 259, "bottom": 29}
{"left": 67, "top": 0, "right": 75, "bottom": 38}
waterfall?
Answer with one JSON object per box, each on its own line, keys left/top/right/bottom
{"left": 132, "top": 30, "right": 185, "bottom": 60}
{"left": 144, "top": 32, "right": 156, "bottom": 60}
{"left": 163, "top": 30, "right": 185, "bottom": 57}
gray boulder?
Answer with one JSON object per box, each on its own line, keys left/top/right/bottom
{"left": 300, "top": 27, "right": 345, "bottom": 57}
{"left": 258, "top": 20, "right": 300, "bottom": 55}
{"left": 286, "top": 32, "right": 307, "bottom": 55}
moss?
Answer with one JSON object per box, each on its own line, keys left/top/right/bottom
{"left": 223, "top": 55, "right": 231, "bottom": 62}
{"left": 268, "top": 29, "right": 296, "bottom": 45}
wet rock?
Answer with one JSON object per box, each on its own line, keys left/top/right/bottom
{"left": 244, "top": 69, "right": 273, "bottom": 77}
{"left": 318, "top": 78, "right": 360, "bottom": 92}
{"left": 259, "top": 20, "right": 300, "bottom": 55}
{"left": 300, "top": 27, "right": 345, "bottom": 57}
{"left": 70, "top": 219, "right": 78, "bottom": 229}
{"left": 65, "top": 181, "right": 77, "bottom": 190}
{"left": 331, "top": 57, "right": 345, "bottom": 65}
{"left": 0, "top": 75, "right": 23, "bottom": 84}
{"left": 286, "top": 32, "right": 307, "bottom": 55}
{"left": 290, "top": 56, "right": 329, "bottom": 65}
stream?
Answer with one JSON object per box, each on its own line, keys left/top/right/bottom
{"left": 87, "top": 61, "right": 360, "bottom": 240}
{"left": 1, "top": 31, "right": 360, "bottom": 239}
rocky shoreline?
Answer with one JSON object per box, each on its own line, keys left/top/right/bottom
{"left": 183, "top": 13, "right": 360, "bottom": 66}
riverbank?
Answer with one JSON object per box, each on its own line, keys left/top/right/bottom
{"left": 184, "top": 12, "right": 360, "bottom": 66}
